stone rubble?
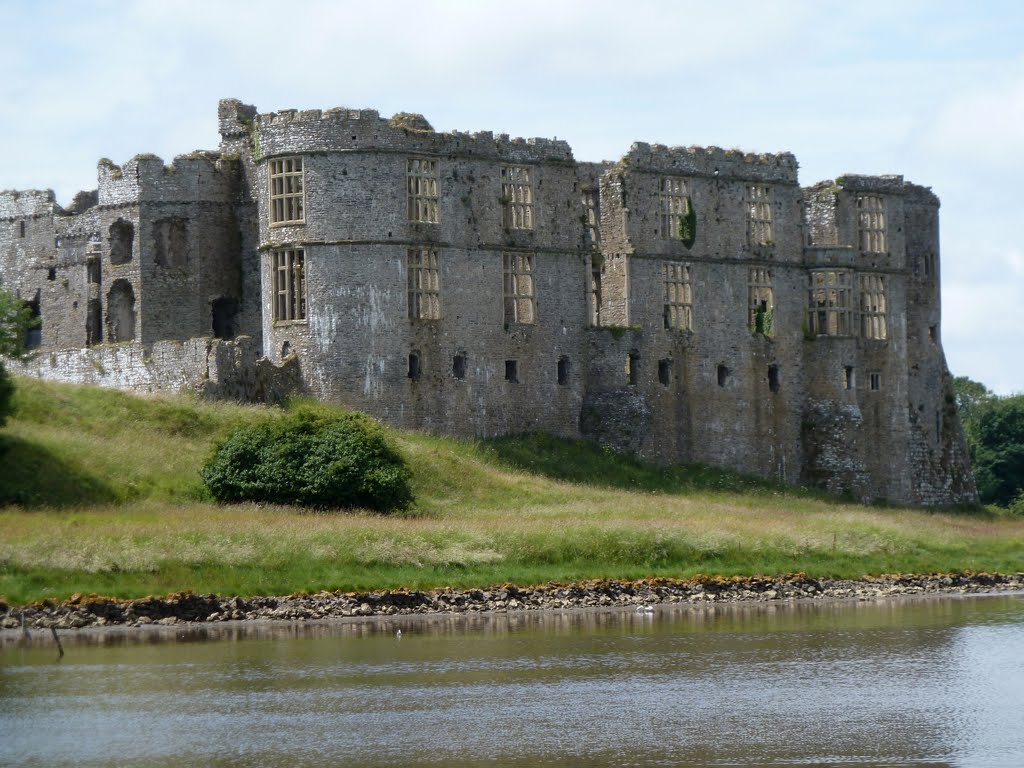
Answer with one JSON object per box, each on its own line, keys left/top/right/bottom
{"left": 2, "top": 572, "right": 1022, "bottom": 631}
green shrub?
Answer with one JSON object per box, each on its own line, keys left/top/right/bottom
{"left": 201, "top": 409, "right": 412, "bottom": 511}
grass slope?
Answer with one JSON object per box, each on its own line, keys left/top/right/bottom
{"left": 1, "top": 378, "right": 1022, "bottom": 604}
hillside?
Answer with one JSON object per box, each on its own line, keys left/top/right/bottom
{"left": 1, "top": 378, "right": 1021, "bottom": 605}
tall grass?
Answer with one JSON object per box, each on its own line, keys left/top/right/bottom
{"left": 1, "top": 378, "right": 1022, "bottom": 604}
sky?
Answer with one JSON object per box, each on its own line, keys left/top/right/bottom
{"left": 2, "top": 0, "right": 1021, "bottom": 393}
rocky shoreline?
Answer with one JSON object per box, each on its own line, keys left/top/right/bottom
{"left": 3, "top": 572, "right": 1023, "bottom": 631}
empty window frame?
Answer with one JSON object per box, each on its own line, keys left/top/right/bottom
{"left": 453, "top": 353, "right": 467, "bottom": 380}
{"left": 503, "top": 252, "right": 536, "bottom": 324}
{"left": 582, "top": 191, "right": 599, "bottom": 246}
{"left": 869, "top": 372, "right": 882, "bottom": 391}
{"left": 857, "top": 195, "right": 886, "bottom": 254}
{"left": 748, "top": 267, "right": 774, "bottom": 335}
{"left": 407, "top": 247, "right": 441, "bottom": 320}
{"left": 843, "top": 365, "right": 856, "bottom": 390}
{"left": 407, "top": 158, "right": 440, "bottom": 223}
{"left": 589, "top": 254, "right": 603, "bottom": 327}
{"left": 269, "top": 157, "right": 305, "bottom": 225}
{"left": 807, "top": 270, "right": 852, "bottom": 336}
{"left": 659, "top": 177, "right": 689, "bottom": 240}
{"left": 557, "top": 356, "right": 570, "bottom": 385}
{"left": 860, "top": 273, "right": 887, "bottom": 340}
{"left": 272, "top": 248, "right": 307, "bottom": 322}
{"left": 663, "top": 261, "right": 693, "bottom": 331}
{"left": 747, "top": 185, "right": 773, "bottom": 246}
{"left": 505, "top": 359, "right": 519, "bottom": 383}
{"left": 658, "top": 358, "right": 672, "bottom": 387}
{"left": 501, "top": 166, "right": 533, "bottom": 229}
{"left": 768, "top": 364, "right": 781, "bottom": 393}
{"left": 408, "top": 352, "right": 421, "bottom": 380}
{"left": 626, "top": 351, "right": 640, "bottom": 386}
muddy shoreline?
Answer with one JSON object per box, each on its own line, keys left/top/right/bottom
{"left": 3, "top": 572, "right": 1023, "bottom": 633}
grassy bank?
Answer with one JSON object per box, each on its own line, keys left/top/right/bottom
{"left": 1, "top": 378, "right": 1022, "bottom": 605}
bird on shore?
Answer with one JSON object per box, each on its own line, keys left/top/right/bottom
{"left": 396, "top": 629, "right": 402, "bottom": 639}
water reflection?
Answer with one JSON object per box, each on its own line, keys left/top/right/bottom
{"left": 2, "top": 595, "right": 1022, "bottom": 767}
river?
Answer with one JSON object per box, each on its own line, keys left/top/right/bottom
{"left": 2, "top": 593, "right": 1023, "bottom": 766}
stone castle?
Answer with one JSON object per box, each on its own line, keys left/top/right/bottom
{"left": 0, "top": 99, "right": 976, "bottom": 505}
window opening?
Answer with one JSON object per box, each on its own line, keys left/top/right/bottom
{"left": 747, "top": 185, "right": 773, "bottom": 246}
{"left": 768, "top": 364, "right": 780, "bottom": 393}
{"left": 660, "top": 177, "right": 695, "bottom": 246}
{"left": 557, "top": 356, "right": 570, "bottom": 386}
{"left": 857, "top": 195, "right": 886, "bottom": 253}
{"left": 503, "top": 252, "right": 536, "bottom": 324}
{"left": 869, "top": 372, "right": 881, "bottom": 391}
{"left": 663, "top": 261, "right": 693, "bottom": 331}
{"left": 18, "top": 220, "right": 25, "bottom": 238}
{"left": 748, "top": 267, "right": 773, "bottom": 335}
{"left": 717, "top": 364, "right": 730, "bottom": 388}
{"left": 408, "top": 247, "right": 441, "bottom": 320}
{"left": 453, "top": 353, "right": 467, "bottom": 380}
{"left": 87, "top": 257, "right": 101, "bottom": 285}
{"left": 108, "top": 219, "right": 134, "bottom": 265}
{"left": 589, "top": 255, "right": 603, "bottom": 327}
{"left": 929, "top": 325, "right": 937, "bottom": 343}
{"left": 212, "top": 297, "right": 239, "bottom": 340}
{"left": 505, "top": 359, "right": 519, "bottom": 383}
{"left": 808, "top": 270, "right": 852, "bottom": 336}
{"left": 501, "top": 166, "right": 533, "bottom": 229}
{"left": 843, "top": 366, "right": 856, "bottom": 390}
{"left": 47, "top": 267, "right": 56, "bottom": 281}
{"left": 582, "top": 191, "right": 599, "bottom": 246}
{"left": 658, "top": 358, "right": 672, "bottom": 387}
{"left": 626, "top": 351, "right": 640, "bottom": 386}
{"left": 407, "top": 158, "right": 440, "bottom": 223}
{"left": 86, "top": 299, "right": 103, "bottom": 346}
{"left": 273, "top": 248, "right": 307, "bottom": 322}
{"left": 408, "top": 352, "right": 421, "bottom": 381}
{"left": 23, "top": 294, "right": 41, "bottom": 350}
{"left": 107, "top": 279, "right": 136, "bottom": 342}
{"left": 269, "top": 157, "right": 305, "bottom": 225}
{"left": 153, "top": 218, "right": 188, "bottom": 267}
{"left": 860, "top": 274, "right": 887, "bottom": 340}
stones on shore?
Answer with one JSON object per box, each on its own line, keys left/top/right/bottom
{"left": 4, "top": 573, "right": 1023, "bottom": 631}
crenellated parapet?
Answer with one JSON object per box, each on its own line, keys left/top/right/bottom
{"left": 248, "top": 102, "right": 575, "bottom": 165}
{"left": 98, "top": 154, "right": 239, "bottom": 207}
{"left": 621, "top": 142, "right": 799, "bottom": 185}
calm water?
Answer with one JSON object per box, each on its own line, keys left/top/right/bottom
{"left": 2, "top": 595, "right": 1023, "bottom": 767}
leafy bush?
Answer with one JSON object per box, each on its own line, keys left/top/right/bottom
{"left": 202, "top": 409, "right": 412, "bottom": 511}
{"left": 0, "top": 362, "right": 12, "bottom": 428}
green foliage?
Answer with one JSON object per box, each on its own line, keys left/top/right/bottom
{"left": 954, "top": 376, "right": 1024, "bottom": 508}
{"left": 202, "top": 408, "right": 412, "bottom": 511}
{"left": 752, "top": 305, "right": 773, "bottom": 336}
{"left": 0, "top": 287, "right": 40, "bottom": 427}
{"left": 678, "top": 195, "right": 697, "bottom": 248}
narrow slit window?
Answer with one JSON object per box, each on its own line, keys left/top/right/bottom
{"left": 869, "top": 372, "right": 881, "bottom": 391}
{"left": 658, "top": 359, "right": 672, "bottom": 387}
{"left": 626, "top": 351, "right": 640, "bottom": 386}
{"left": 557, "top": 356, "right": 570, "bottom": 386}
{"left": 843, "top": 366, "right": 856, "bottom": 391}
{"left": 768, "top": 364, "right": 780, "bottom": 393}
{"left": 453, "top": 353, "right": 467, "bottom": 380}
{"left": 408, "top": 352, "right": 421, "bottom": 381}
{"left": 505, "top": 359, "right": 518, "bottom": 383}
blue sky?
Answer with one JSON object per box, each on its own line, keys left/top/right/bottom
{"left": 3, "top": 0, "right": 1021, "bottom": 393}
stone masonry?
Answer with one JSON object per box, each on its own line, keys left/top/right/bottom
{"left": 0, "top": 99, "right": 976, "bottom": 505}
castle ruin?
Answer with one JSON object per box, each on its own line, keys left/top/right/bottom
{"left": 0, "top": 99, "right": 976, "bottom": 505}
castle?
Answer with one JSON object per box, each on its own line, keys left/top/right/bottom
{"left": 0, "top": 99, "right": 976, "bottom": 505}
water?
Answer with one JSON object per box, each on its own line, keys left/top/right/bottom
{"left": 2, "top": 595, "right": 1023, "bottom": 767}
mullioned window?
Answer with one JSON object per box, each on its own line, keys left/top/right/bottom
{"left": 273, "top": 248, "right": 306, "bottom": 322}
{"left": 407, "top": 158, "right": 440, "bottom": 223}
{"left": 663, "top": 261, "right": 693, "bottom": 331}
{"left": 269, "top": 157, "right": 305, "bottom": 226}
{"left": 407, "top": 247, "right": 441, "bottom": 320}
{"left": 501, "top": 166, "right": 534, "bottom": 230}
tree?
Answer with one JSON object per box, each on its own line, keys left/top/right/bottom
{"left": 954, "top": 376, "right": 1024, "bottom": 509}
{"left": 0, "top": 287, "right": 38, "bottom": 427}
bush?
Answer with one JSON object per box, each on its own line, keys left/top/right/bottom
{"left": 201, "top": 409, "right": 412, "bottom": 511}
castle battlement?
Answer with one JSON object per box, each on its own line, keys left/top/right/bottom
{"left": 0, "top": 189, "right": 56, "bottom": 221}
{"left": 621, "top": 141, "right": 799, "bottom": 184}
{"left": 97, "top": 154, "right": 236, "bottom": 206}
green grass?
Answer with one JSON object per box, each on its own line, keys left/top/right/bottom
{"left": 1, "top": 377, "right": 1022, "bottom": 605}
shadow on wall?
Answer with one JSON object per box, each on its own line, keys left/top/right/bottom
{"left": 0, "top": 435, "right": 119, "bottom": 507}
